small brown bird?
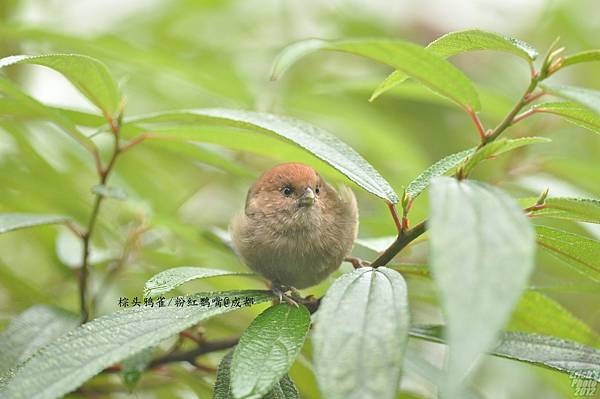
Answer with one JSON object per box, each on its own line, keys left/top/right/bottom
{"left": 231, "top": 163, "right": 359, "bottom": 293}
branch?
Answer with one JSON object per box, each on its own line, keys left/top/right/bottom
{"left": 370, "top": 220, "right": 427, "bottom": 267}
{"left": 150, "top": 337, "right": 240, "bottom": 368}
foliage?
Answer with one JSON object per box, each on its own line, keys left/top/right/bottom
{"left": 0, "top": 1, "right": 599, "bottom": 398}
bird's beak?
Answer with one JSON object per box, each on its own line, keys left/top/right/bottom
{"left": 298, "top": 187, "right": 315, "bottom": 207}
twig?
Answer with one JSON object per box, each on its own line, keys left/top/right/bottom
{"left": 467, "top": 108, "right": 487, "bottom": 140}
{"left": 150, "top": 337, "right": 240, "bottom": 368}
{"left": 387, "top": 203, "right": 403, "bottom": 234}
{"left": 370, "top": 221, "right": 427, "bottom": 267}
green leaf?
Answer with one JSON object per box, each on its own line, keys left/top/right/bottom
{"left": 535, "top": 225, "right": 600, "bottom": 282}
{"left": 541, "top": 82, "right": 600, "bottom": 115}
{"left": 427, "top": 29, "right": 537, "bottom": 60}
{"left": 428, "top": 178, "right": 535, "bottom": 393}
{"left": 0, "top": 54, "right": 120, "bottom": 116}
{"left": 145, "top": 267, "right": 255, "bottom": 298}
{"left": 462, "top": 137, "right": 551, "bottom": 175}
{"left": 409, "top": 325, "right": 600, "bottom": 381}
{"left": 272, "top": 38, "right": 481, "bottom": 111}
{"left": 405, "top": 147, "right": 475, "bottom": 200}
{"left": 532, "top": 102, "right": 600, "bottom": 135}
{"left": 313, "top": 267, "right": 409, "bottom": 399}
{"left": 519, "top": 197, "right": 600, "bottom": 224}
{"left": 0, "top": 290, "right": 272, "bottom": 399}
{"left": 0, "top": 213, "right": 71, "bottom": 234}
{"left": 121, "top": 347, "right": 154, "bottom": 392}
{"left": 215, "top": 352, "right": 299, "bottom": 399}
{"left": 0, "top": 78, "right": 96, "bottom": 151}
{"left": 371, "top": 29, "right": 536, "bottom": 102}
{"left": 231, "top": 304, "right": 310, "bottom": 399}
{"left": 126, "top": 109, "right": 399, "bottom": 203}
{"left": 0, "top": 305, "right": 79, "bottom": 376}
{"left": 91, "top": 184, "right": 127, "bottom": 200}
{"left": 561, "top": 50, "right": 600, "bottom": 68}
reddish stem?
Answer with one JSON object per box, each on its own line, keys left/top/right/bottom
{"left": 467, "top": 108, "right": 486, "bottom": 140}
{"left": 387, "top": 203, "right": 402, "bottom": 235}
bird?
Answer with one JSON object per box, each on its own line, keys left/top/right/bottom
{"left": 230, "top": 163, "right": 359, "bottom": 298}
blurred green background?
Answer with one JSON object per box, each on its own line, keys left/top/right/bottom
{"left": 0, "top": 0, "right": 599, "bottom": 398}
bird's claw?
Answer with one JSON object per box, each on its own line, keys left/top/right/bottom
{"left": 344, "top": 256, "right": 371, "bottom": 269}
{"left": 270, "top": 283, "right": 301, "bottom": 307}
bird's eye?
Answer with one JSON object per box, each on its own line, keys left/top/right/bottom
{"left": 281, "top": 186, "right": 293, "bottom": 196}
{"left": 315, "top": 186, "right": 320, "bottom": 195}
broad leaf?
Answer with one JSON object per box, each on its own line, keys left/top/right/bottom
{"left": 313, "top": 267, "right": 409, "bottom": 399}
{"left": 91, "top": 184, "right": 127, "bottom": 200}
{"left": 519, "top": 197, "right": 600, "bottom": 224}
{"left": 126, "top": 109, "right": 399, "bottom": 203}
{"left": 409, "top": 326, "right": 600, "bottom": 381}
{"left": 0, "top": 213, "right": 71, "bottom": 234}
{"left": 462, "top": 137, "right": 551, "bottom": 175}
{"left": 272, "top": 39, "right": 481, "bottom": 111}
{"left": 0, "top": 305, "right": 79, "bottom": 376}
{"left": 371, "top": 29, "right": 536, "bottom": 101}
{"left": 231, "top": 304, "right": 310, "bottom": 399}
{"left": 541, "top": 83, "right": 600, "bottom": 115}
{"left": 405, "top": 147, "right": 475, "bottom": 200}
{"left": 535, "top": 225, "right": 600, "bottom": 282}
{"left": 562, "top": 50, "right": 600, "bottom": 68}
{"left": 0, "top": 54, "right": 120, "bottom": 115}
{"left": 429, "top": 178, "right": 535, "bottom": 394}
{"left": 215, "top": 352, "right": 299, "bottom": 399}
{"left": 145, "top": 267, "right": 255, "bottom": 297}
{"left": 0, "top": 290, "right": 272, "bottom": 399}
{"left": 0, "top": 78, "right": 95, "bottom": 151}
{"left": 532, "top": 102, "right": 600, "bottom": 135}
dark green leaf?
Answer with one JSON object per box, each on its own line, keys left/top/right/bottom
{"left": 535, "top": 225, "right": 600, "bottom": 282}
{"left": 272, "top": 39, "right": 481, "bottom": 111}
{"left": 519, "top": 197, "right": 600, "bottom": 224}
{"left": 0, "top": 305, "right": 79, "bottom": 376}
{"left": 145, "top": 267, "right": 255, "bottom": 298}
{"left": 410, "top": 325, "right": 600, "bottom": 381}
{"left": 0, "top": 290, "right": 272, "bottom": 399}
{"left": 532, "top": 102, "right": 600, "bottom": 135}
{"left": 91, "top": 184, "right": 127, "bottom": 200}
{"left": 0, "top": 213, "right": 71, "bottom": 234}
{"left": 541, "top": 83, "right": 600, "bottom": 114}
{"left": 561, "top": 50, "right": 600, "bottom": 68}
{"left": 405, "top": 147, "right": 475, "bottom": 200}
{"left": 215, "top": 352, "right": 299, "bottom": 399}
{"left": 0, "top": 54, "right": 120, "bottom": 115}
{"left": 121, "top": 347, "right": 154, "bottom": 392}
{"left": 231, "top": 304, "right": 310, "bottom": 399}
{"left": 313, "top": 267, "right": 409, "bottom": 399}
{"left": 462, "top": 137, "right": 551, "bottom": 175}
{"left": 371, "top": 29, "right": 536, "bottom": 101}
{"left": 126, "top": 109, "right": 399, "bottom": 203}
{"left": 429, "top": 178, "right": 535, "bottom": 391}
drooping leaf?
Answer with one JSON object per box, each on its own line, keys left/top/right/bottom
{"left": 0, "top": 213, "right": 71, "bottom": 234}
{"left": 462, "top": 137, "right": 551, "bottom": 175}
{"left": 561, "top": 50, "right": 600, "bottom": 68}
{"left": 428, "top": 178, "right": 535, "bottom": 394}
{"left": 0, "top": 305, "right": 79, "bottom": 377}
{"left": 313, "top": 267, "right": 410, "bottom": 399}
{"left": 91, "top": 184, "right": 127, "bottom": 200}
{"left": 0, "top": 78, "right": 96, "bottom": 151}
{"left": 535, "top": 225, "right": 600, "bottom": 282}
{"left": 0, "top": 54, "right": 120, "bottom": 116}
{"left": 125, "top": 109, "right": 399, "bottom": 203}
{"left": 272, "top": 38, "right": 481, "bottom": 111}
{"left": 371, "top": 29, "right": 536, "bottom": 101}
{"left": 541, "top": 83, "right": 600, "bottom": 115}
{"left": 144, "top": 267, "right": 255, "bottom": 298}
{"left": 231, "top": 304, "right": 310, "bottom": 399}
{"left": 0, "top": 290, "right": 272, "bottom": 399}
{"left": 509, "top": 291, "right": 600, "bottom": 348}
{"left": 405, "top": 147, "right": 475, "bottom": 200}
{"left": 532, "top": 102, "right": 600, "bottom": 135}
{"left": 121, "top": 347, "right": 154, "bottom": 392}
{"left": 519, "top": 197, "right": 600, "bottom": 224}
{"left": 215, "top": 352, "right": 299, "bottom": 399}
{"left": 409, "top": 325, "right": 600, "bottom": 381}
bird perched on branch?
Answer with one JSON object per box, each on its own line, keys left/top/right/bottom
{"left": 231, "top": 163, "right": 359, "bottom": 299}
